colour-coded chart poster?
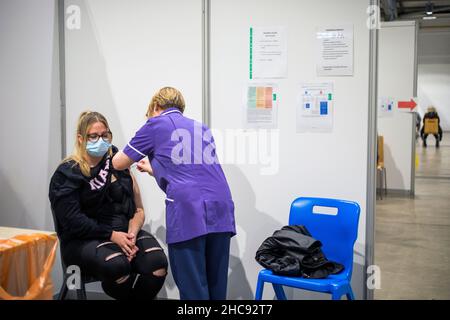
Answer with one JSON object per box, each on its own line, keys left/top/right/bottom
{"left": 248, "top": 86, "right": 273, "bottom": 109}
{"left": 246, "top": 84, "right": 278, "bottom": 128}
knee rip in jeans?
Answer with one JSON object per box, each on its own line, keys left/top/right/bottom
{"left": 115, "top": 275, "right": 130, "bottom": 284}
{"left": 96, "top": 241, "right": 114, "bottom": 249}
{"left": 144, "top": 247, "right": 167, "bottom": 277}
{"left": 96, "top": 242, "right": 130, "bottom": 283}
{"left": 104, "top": 252, "right": 124, "bottom": 262}
{"left": 137, "top": 235, "right": 152, "bottom": 241}
{"left": 96, "top": 242, "right": 124, "bottom": 262}
{"left": 145, "top": 247, "right": 163, "bottom": 253}
{"left": 106, "top": 253, "right": 130, "bottom": 283}
{"left": 132, "top": 274, "right": 141, "bottom": 289}
{"left": 153, "top": 268, "right": 167, "bottom": 277}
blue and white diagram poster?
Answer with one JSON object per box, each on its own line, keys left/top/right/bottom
{"left": 378, "top": 97, "right": 395, "bottom": 118}
{"left": 297, "top": 82, "right": 334, "bottom": 133}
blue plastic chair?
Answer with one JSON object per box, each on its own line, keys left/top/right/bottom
{"left": 255, "top": 197, "right": 361, "bottom": 300}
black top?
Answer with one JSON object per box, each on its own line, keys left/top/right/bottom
{"left": 49, "top": 146, "right": 136, "bottom": 244}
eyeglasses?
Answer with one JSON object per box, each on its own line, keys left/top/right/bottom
{"left": 87, "top": 131, "right": 113, "bottom": 143}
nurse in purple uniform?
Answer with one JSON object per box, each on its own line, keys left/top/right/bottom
{"left": 112, "top": 87, "right": 236, "bottom": 300}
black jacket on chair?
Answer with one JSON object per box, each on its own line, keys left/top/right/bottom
{"left": 255, "top": 225, "right": 344, "bottom": 279}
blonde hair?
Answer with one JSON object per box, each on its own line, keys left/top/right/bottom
{"left": 63, "top": 111, "right": 112, "bottom": 177}
{"left": 146, "top": 87, "right": 185, "bottom": 118}
{"left": 427, "top": 106, "right": 436, "bottom": 113}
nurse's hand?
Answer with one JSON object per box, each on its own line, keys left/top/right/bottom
{"left": 137, "top": 158, "right": 154, "bottom": 176}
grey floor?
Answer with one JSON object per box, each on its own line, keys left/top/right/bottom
{"left": 375, "top": 132, "right": 450, "bottom": 300}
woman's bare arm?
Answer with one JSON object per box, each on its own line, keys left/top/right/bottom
{"left": 128, "top": 172, "right": 145, "bottom": 236}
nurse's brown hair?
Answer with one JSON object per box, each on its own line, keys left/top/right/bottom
{"left": 146, "top": 87, "right": 185, "bottom": 118}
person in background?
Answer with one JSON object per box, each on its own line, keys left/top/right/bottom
{"left": 112, "top": 87, "right": 236, "bottom": 300}
{"left": 420, "top": 106, "right": 443, "bottom": 147}
{"left": 49, "top": 111, "right": 168, "bottom": 300}
{"left": 415, "top": 112, "right": 421, "bottom": 141}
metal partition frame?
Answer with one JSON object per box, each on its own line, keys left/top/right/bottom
{"left": 365, "top": 0, "right": 380, "bottom": 300}
{"left": 58, "top": 0, "right": 66, "bottom": 159}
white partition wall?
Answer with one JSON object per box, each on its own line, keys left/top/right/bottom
{"left": 0, "top": 0, "right": 63, "bottom": 295}
{"left": 63, "top": 0, "right": 377, "bottom": 299}
{"left": 210, "top": 0, "right": 373, "bottom": 299}
{"left": 378, "top": 21, "right": 417, "bottom": 194}
{"left": 64, "top": 0, "right": 203, "bottom": 298}
{"left": 0, "top": 0, "right": 60, "bottom": 237}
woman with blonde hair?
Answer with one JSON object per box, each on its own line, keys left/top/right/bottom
{"left": 113, "top": 87, "right": 236, "bottom": 300}
{"left": 49, "top": 111, "right": 168, "bottom": 300}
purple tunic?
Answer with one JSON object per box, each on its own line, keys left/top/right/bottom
{"left": 123, "top": 108, "right": 236, "bottom": 244}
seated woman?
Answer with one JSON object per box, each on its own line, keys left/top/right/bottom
{"left": 421, "top": 106, "right": 443, "bottom": 147}
{"left": 49, "top": 111, "right": 167, "bottom": 300}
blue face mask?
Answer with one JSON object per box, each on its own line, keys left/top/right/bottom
{"left": 86, "top": 139, "right": 111, "bottom": 158}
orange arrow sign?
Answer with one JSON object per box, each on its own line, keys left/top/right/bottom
{"left": 398, "top": 99, "right": 417, "bottom": 110}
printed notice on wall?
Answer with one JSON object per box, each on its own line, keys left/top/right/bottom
{"left": 297, "top": 82, "right": 334, "bottom": 133}
{"left": 316, "top": 25, "right": 353, "bottom": 76}
{"left": 250, "top": 27, "right": 287, "bottom": 79}
{"left": 245, "top": 84, "right": 278, "bottom": 129}
{"left": 378, "top": 97, "right": 395, "bottom": 118}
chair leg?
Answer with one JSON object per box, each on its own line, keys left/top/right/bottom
{"left": 331, "top": 291, "right": 342, "bottom": 300}
{"left": 81, "top": 281, "right": 88, "bottom": 300}
{"left": 383, "top": 168, "right": 387, "bottom": 196}
{"left": 255, "top": 278, "right": 264, "bottom": 300}
{"left": 346, "top": 287, "right": 355, "bottom": 300}
{"left": 57, "top": 274, "right": 69, "bottom": 300}
{"left": 377, "top": 169, "right": 383, "bottom": 200}
{"left": 272, "top": 284, "right": 287, "bottom": 300}
{"left": 379, "top": 170, "right": 383, "bottom": 200}
{"left": 76, "top": 279, "right": 87, "bottom": 300}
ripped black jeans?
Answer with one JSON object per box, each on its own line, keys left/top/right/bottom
{"left": 62, "top": 230, "right": 168, "bottom": 300}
